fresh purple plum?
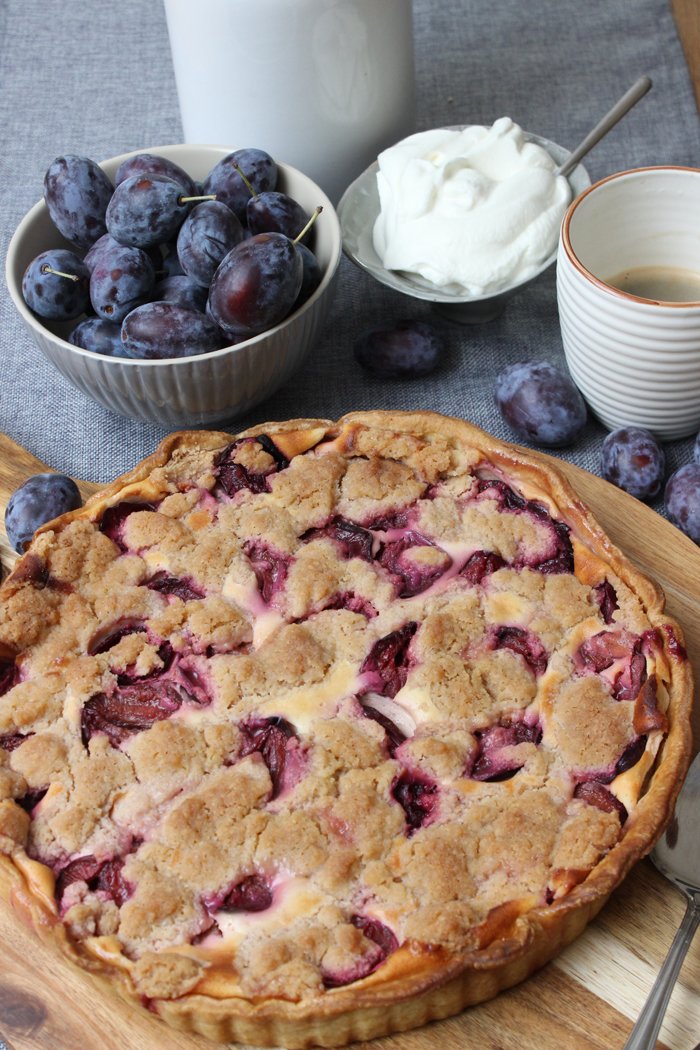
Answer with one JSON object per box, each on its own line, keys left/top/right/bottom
{"left": 494, "top": 360, "right": 587, "bottom": 447}
{"left": 5, "top": 473, "right": 82, "bottom": 553}
{"left": 84, "top": 233, "right": 122, "bottom": 273}
{"left": 600, "top": 427, "right": 666, "bottom": 500}
{"left": 114, "top": 153, "right": 197, "bottom": 197}
{"left": 202, "top": 148, "right": 277, "bottom": 220}
{"left": 89, "top": 242, "right": 155, "bottom": 322}
{"left": 153, "top": 275, "right": 207, "bottom": 312}
{"left": 293, "top": 243, "right": 323, "bottom": 310}
{"left": 121, "top": 301, "right": 223, "bottom": 359}
{"left": 177, "top": 200, "right": 244, "bottom": 287}
{"left": 43, "top": 155, "right": 113, "bottom": 248}
{"left": 106, "top": 173, "right": 190, "bottom": 248}
{"left": 207, "top": 232, "right": 303, "bottom": 339}
{"left": 154, "top": 241, "right": 184, "bottom": 278}
{"left": 69, "top": 317, "right": 129, "bottom": 357}
{"left": 246, "top": 191, "right": 310, "bottom": 241}
{"left": 665, "top": 464, "right": 700, "bottom": 544}
{"left": 85, "top": 234, "right": 162, "bottom": 276}
{"left": 353, "top": 320, "right": 442, "bottom": 378}
{"left": 22, "top": 249, "right": 90, "bottom": 320}
{"left": 694, "top": 431, "right": 700, "bottom": 464}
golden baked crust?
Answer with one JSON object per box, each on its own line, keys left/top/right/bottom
{"left": 0, "top": 410, "right": 692, "bottom": 1048}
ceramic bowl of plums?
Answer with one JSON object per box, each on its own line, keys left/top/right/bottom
{"left": 5, "top": 144, "right": 342, "bottom": 427}
{"left": 337, "top": 118, "right": 590, "bottom": 324}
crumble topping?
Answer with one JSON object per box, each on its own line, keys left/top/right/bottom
{"left": 0, "top": 416, "right": 680, "bottom": 1004}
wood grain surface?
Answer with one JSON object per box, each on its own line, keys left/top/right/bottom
{"left": 0, "top": 430, "right": 698, "bottom": 1050}
{"left": 671, "top": 0, "right": 700, "bottom": 110}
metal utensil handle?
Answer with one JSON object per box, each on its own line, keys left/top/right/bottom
{"left": 622, "top": 895, "right": 700, "bottom": 1050}
{"left": 556, "top": 75, "right": 652, "bottom": 178}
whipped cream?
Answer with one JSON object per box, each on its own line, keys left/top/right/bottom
{"left": 372, "top": 117, "right": 571, "bottom": 296}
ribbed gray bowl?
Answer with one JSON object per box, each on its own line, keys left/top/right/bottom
{"left": 5, "top": 145, "right": 341, "bottom": 427}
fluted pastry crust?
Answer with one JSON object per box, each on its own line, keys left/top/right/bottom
{"left": 0, "top": 410, "right": 692, "bottom": 1048}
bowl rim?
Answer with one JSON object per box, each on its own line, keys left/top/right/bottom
{"left": 336, "top": 126, "right": 591, "bottom": 306}
{"left": 5, "top": 144, "right": 343, "bottom": 368}
{"left": 560, "top": 164, "right": 700, "bottom": 309}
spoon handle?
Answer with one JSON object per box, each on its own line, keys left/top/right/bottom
{"left": 555, "top": 75, "right": 652, "bottom": 178}
{"left": 622, "top": 894, "right": 700, "bottom": 1050}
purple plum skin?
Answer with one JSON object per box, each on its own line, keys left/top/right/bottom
{"left": 600, "top": 427, "right": 666, "bottom": 500}
{"left": 665, "top": 463, "right": 700, "bottom": 544}
{"left": 494, "top": 360, "right": 587, "bottom": 447}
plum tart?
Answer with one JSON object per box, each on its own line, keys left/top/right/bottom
{"left": 0, "top": 410, "right": 692, "bottom": 1047}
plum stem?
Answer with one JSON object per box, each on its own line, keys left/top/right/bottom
{"left": 40, "top": 265, "right": 80, "bottom": 281}
{"left": 294, "top": 207, "right": 323, "bottom": 244}
{"left": 178, "top": 194, "right": 217, "bottom": 204}
{"left": 232, "top": 163, "right": 257, "bottom": 199}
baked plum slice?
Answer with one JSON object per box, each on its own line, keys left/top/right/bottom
{"left": 473, "top": 478, "right": 574, "bottom": 574}
{"left": 243, "top": 540, "right": 290, "bottom": 604}
{"left": 575, "top": 630, "right": 647, "bottom": 701}
{"left": 99, "top": 500, "right": 157, "bottom": 552}
{"left": 0, "top": 731, "right": 30, "bottom": 752}
{"left": 6, "top": 553, "right": 72, "bottom": 594}
{"left": 365, "top": 509, "right": 411, "bottom": 531}
{"left": 16, "top": 786, "right": 48, "bottom": 814}
{"left": 87, "top": 619, "right": 146, "bottom": 656}
{"left": 239, "top": 716, "right": 297, "bottom": 798}
{"left": 392, "top": 770, "right": 438, "bottom": 833}
{"left": 219, "top": 874, "right": 273, "bottom": 913}
{"left": 323, "top": 915, "right": 399, "bottom": 988}
{"left": 614, "top": 642, "right": 647, "bottom": 702}
{"left": 302, "top": 517, "right": 374, "bottom": 562}
{"left": 460, "top": 550, "right": 506, "bottom": 584}
{"left": 594, "top": 580, "right": 619, "bottom": 625}
{"left": 491, "top": 626, "right": 548, "bottom": 676}
{"left": 81, "top": 680, "right": 183, "bottom": 746}
{"left": 0, "top": 648, "right": 18, "bottom": 697}
{"left": 360, "top": 622, "right": 418, "bottom": 698}
{"left": 174, "top": 659, "right": 212, "bottom": 706}
{"left": 55, "top": 855, "right": 131, "bottom": 906}
{"left": 574, "top": 781, "right": 628, "bottom": 824}
{"left": 145, "top": 571, "right": 204, "bottom": 601}
{"left": 613, "top": 734, "right": 648, "bottom": 775}
{"left": 470, "top": 718, "right": 542, "bottom": 781}
{"left": 320, "top": 592, "right": 377, "bottom": 618}
{"left": 577, "top": 734, "right": 649, "bottom": 789}
{"left": 377, "top": 531, "right": 452, "bottom": 598}
{"left": 214, "top": 435, "right": 289, "bottom": 498}
{"left": 573, "top": 733, "right": 653, "bottom": 825}
{"left": 116, "top": 639, "right": 175, "bottom": 685}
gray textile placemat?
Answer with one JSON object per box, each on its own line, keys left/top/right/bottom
{"left": 0, "top": 0, "right": 698, "bottom": 524}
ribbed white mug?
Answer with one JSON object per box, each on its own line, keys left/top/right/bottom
{"left": 557, "top": 166, "right": 700, "bottom": 441}
{"left": 163, "top": 0, "right": 416, "bottom": 204}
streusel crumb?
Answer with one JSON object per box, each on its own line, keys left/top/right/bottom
{"left": 0, "top": 414, "right": 683, "bottom": 1018}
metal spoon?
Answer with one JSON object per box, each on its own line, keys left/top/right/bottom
{"left": 555, "top": 75, "right": 652, "bottom": 178}
{"left": 622, "top": 750, "right": 700, "bottom": 1050}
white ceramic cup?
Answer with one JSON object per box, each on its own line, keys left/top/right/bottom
{"left": 557, "top": 166, "right": 700, "bottom": 441}
{"left": 163, "top": 0, "right": 416, "bottom": 205}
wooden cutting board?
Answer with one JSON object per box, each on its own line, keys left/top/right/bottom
{"left": 0, "top": 432, "right": 698, "bottom": 1050}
